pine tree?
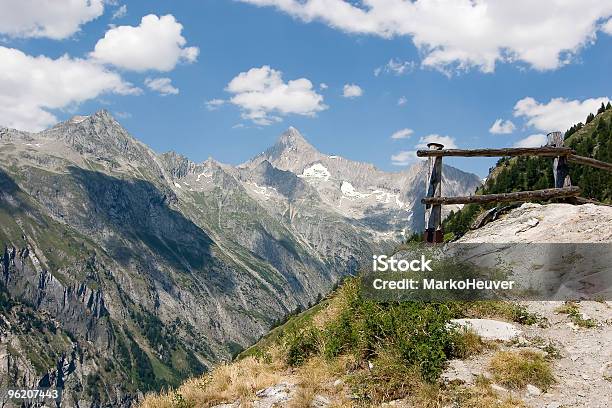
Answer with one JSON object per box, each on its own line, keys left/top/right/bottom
{"left": 586, "top": 112, "right": 595, "bottom": 124}
{"left": 606, "top": 101, "right": 612, "bottom": 111}
{"left": 597, "top": 102, "right": 606, "bottom": 114}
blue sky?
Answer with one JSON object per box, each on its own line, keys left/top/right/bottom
{"left": 1, "top": 1, "right": 612, "bottom": 177}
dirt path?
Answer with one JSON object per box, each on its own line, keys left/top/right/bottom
{"left": 519, "top": 301, "right": 612, "bottom": 408}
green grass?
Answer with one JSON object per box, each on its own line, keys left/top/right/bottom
{"left": 555, "top": 301, "right": 597, "bottom": 328}
{"left": 238, "top": 298, "right": 330, "bottom": 360}
{"left": 455, "top": 301, "right": 546, "bottom": 326}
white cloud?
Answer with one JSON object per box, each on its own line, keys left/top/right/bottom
{"left": 145, "top": 77, "right": 179, "bottom": 95}
{"left": 239, "top": 0, "right": 612, "bottom": 73}
{"left": 374, "top": 59, "right": 415, "bottom": 76}
{"left": 0, "top": 46, "right": 139, "bottom": 132}
{"left": 513, "top": 96, "right": 611, "bottom": 132}
{"left": 319, "top": 83, "right": 328, "bottom": 90}
{"left": 489, "top": 118, "right": 515, "bottom": 134}
{"left": 342, "top": 84, "right": 363, "bottom": 98}
{"left": 514, "top": 134, "right": 547, "bottom": 148}
{"left": 397, "top": 96, "right": 407, "bottom": 106}
{"left": 114, "top": 111, "right": 132, "bottom": 119}
{"left": 225, "top": 65, "right": 327, "bottom": 125}
{"left": 112, "top": 4, "right": 127, "bottom": 20}
{"left": 391, "top": 128, "right": 413, "bottom": 140}
{"left": 391, "top": 150, "right": 424, "bottom": 166}
{"left": 603, "top": 18, "right": 612, "bottom": 34}
{"left": 416, "top": 134, "right": 458, "bottom": 149}
{"left": 206, "top": 98, "right": 226, "bottom": 111}
{"left": 91, "top": 14, "right": 199, "bottom": 72}
{"left": 0, "top": 0, "right": 104, "bottom": 39}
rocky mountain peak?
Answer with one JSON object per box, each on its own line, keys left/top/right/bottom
{"left": 37, "top": 109, "right": 159, "bottom": 172}
{"left": 60, "top": 109, "right": 117, "bottom": 130}
{"left": 90, "top": 108, "right": 117, "bottom": 124}
{"left": 160, "top": 151, "right": 196, "bottom": 179}
{"left": 278, "top": 126, "right": 308, "bottom": 145}
{"left": 269, "top": 127, "right": 318, "bottom": 156}
{"left": 250, "top": 127, "right": 325, "bottom": 174}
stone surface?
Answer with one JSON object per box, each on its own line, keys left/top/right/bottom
{"left": 601, "top": 361, "right": 612, "bottom": 380}
{"left": 526, "top": 384, "right": 542, "bottom": 396}
{"left": 450, "top": 319, "right": 521, "bottom": 341}
{"left": 311, "top": 394, "right": 331, "bottom": 407}
{"left": 442, "top": 359, "right": 475, "bottom": 384}
{"left": 212, "top": 402, "right": 240, "bottom": 408}
{"left": 459, "top": 202, "right": 612, "bottom": 243}
{"left": 254, "top": 382, "right": 295, "bottom": 407}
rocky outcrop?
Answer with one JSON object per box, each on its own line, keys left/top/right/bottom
{"left": 459, "top": 202, "right": 612, "bottom": 243}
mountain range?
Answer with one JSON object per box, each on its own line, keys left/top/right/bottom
{"left": 0, "top": 110, "right": 480, "bottom": 406}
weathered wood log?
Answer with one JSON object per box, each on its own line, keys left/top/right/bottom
{"left": 421, "top": 187, "right": 581, "bottom": 205}
{"left": 567, "top": 154, "right": 612, "bottom": 172}
{"left": 416, "top": 147, "right": 573, "bottom": 158}
{"left": 424, "top": 143, "right": 444, "bottom": 243}
{"left": 547, "top": 132, "right": 572, "bottom": 188}
{"left": 567, "top": 196, "right": 612, "bottom": 207}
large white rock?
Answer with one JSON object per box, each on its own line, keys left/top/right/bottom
{"left": 459, "top": 203, "right": 612, "bottom": 243}
{"left": 442, "top": 359, "right": 475, "bottom": 384}
{"left": 254, "top": 382, "right": 295, "bottom": 408}
{"left": 450, "top": 318, "right": 521, "bottom": 341}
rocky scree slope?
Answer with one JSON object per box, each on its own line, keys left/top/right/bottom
{"left": 0, "top": 111, "right": 479, "bottom": 406}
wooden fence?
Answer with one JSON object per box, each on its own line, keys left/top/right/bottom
{"left": 416, "top": 131, "right": 612, "bottom": 243}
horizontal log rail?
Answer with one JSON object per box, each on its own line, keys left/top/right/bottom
{"left": 415, "top": 148, "right": 612, "bottom": 173}
{"left": 567, "top": 154, "right": 612, "bottom": 172}
{"left": 421, "top": 186, "right": 581, "bottom": 205}
{"left": 416, "top": 147, "right": 573, "bottom": 158}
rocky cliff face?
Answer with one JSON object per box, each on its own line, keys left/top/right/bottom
{"left": 0, "top": 111, "right": 480, "bottom": 406}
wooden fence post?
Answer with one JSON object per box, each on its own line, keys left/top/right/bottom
{"left": 424, "top": 142, "right": 444, "bottom": 243}
{"left": 547, "top": 131, "right": 572, "bottom": 188}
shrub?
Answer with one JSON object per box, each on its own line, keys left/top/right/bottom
{"left": 286, "top": 278, "right": 458, "bottom": 382}
{"left": 285, "top": 327, "right": 321, "bottom": 367}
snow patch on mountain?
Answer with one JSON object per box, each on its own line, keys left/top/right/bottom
{"left": 69, "top": 115, "right": 89, "bottom": 124}
{"left": 196, "top": 171, "right": 212, "bottom": 182}
{"left": 247, "top": 182, "right": 279, "bottom": 200}
{"left": 298, "top": 163, "right": 330, "bottom": 181}
{"left": 340, "top": 181, "right": 369, "bottom": 198}
{"left": 371, "top": 190, "right": 406, "bottom": 208}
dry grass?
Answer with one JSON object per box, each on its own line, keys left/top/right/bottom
{"left": 450, "top": 328, "right": 495, "bottom": 359}
{"left": 489, "top": 350, "right": 554, "bottom": 391}
{"left": 140, "top": 346, "right": 356, "bottom": 408}
{"left": 140, "top": 348, "right": 286, "bottom": 408}
{"left": 311, "top": 286, "right": 350, "bottom": 330}
{"left": 289, "top": 355, "right": 354, "bottom": 407}
{"left": 448, "top": 376, "right": 528, "bottom": 408}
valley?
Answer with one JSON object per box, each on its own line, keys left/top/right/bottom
{"left": 0, "top": 111, "right": 480, "bottom": 406}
